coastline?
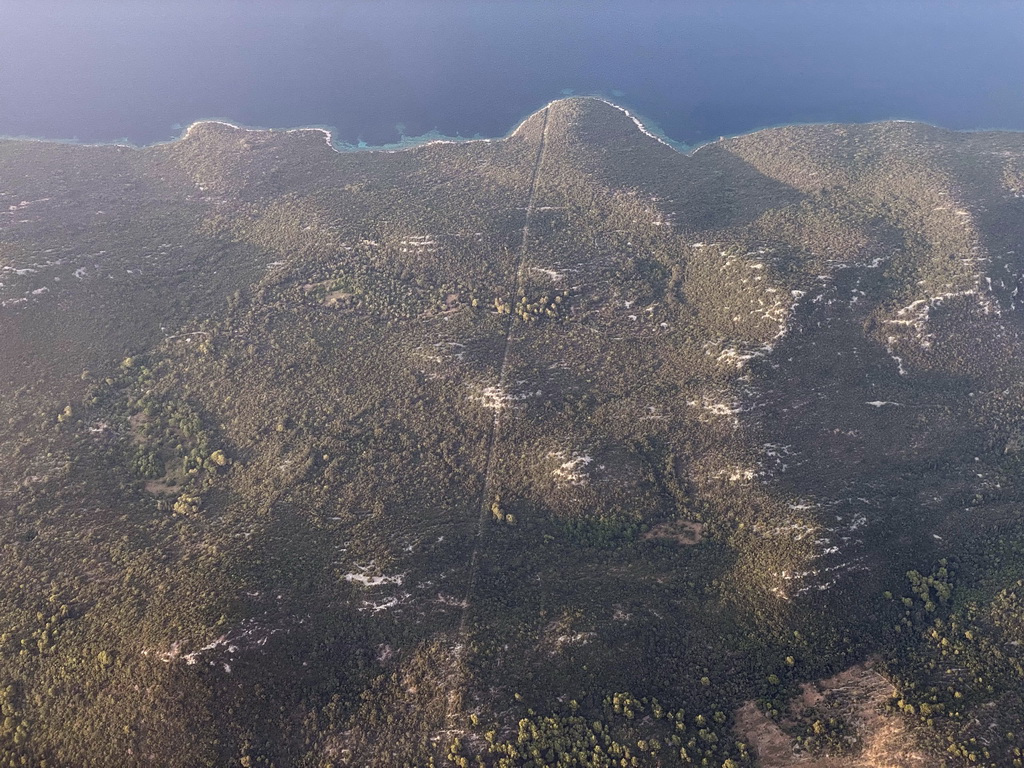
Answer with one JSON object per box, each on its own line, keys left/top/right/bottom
{"left": 1, "top": 97, "right": 1020, "bottom": 159}
{"left": 0, "top": 93, "right": 695, "bottom": 157}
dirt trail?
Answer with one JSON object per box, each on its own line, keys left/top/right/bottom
{"left": 444, "top": 107, "right": 550, "bottom": 727}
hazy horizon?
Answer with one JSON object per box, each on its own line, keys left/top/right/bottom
{"left": 3, "top": 0, "right": 1024, "bottom": 148}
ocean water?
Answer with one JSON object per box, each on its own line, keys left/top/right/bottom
{"left": 2, "top": 0, "right": 1024, "bottom": 150}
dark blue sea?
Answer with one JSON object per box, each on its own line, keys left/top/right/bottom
{"left": 3, "top": 0, "right": 1024, "bottom": 150}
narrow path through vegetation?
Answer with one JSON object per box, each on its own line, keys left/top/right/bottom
{"left": 445, "top": 106, "right": 550, "bottom": 725}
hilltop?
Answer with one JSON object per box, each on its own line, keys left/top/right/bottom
{"left": 3, "top": 97, "right": 1024, "bottom": 767}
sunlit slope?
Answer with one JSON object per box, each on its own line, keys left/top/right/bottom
{"left": 4, "top": 98, "right": 1024, "bottom": 767}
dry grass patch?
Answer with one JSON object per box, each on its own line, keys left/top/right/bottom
{"left": 735, "top": 660, "right": 930, "bottom": 767}
{"left": 643, "top": 519, "right": 704, "bottom": 545}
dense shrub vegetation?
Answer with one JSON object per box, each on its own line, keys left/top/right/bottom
{"left": 3, "top": 97, "right": 1024, "bottom": 765}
